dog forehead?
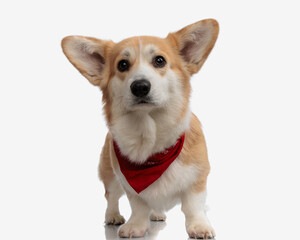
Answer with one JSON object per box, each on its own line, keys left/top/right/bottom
{"left": 112, "top": 36, "right": 171, "bottom": 59}
{"left": 139, "top": 36, "right": 170, "bottom": 54}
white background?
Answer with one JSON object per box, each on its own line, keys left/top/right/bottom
{"left": 1, "top": 0, "right": 299, "bottom": 239}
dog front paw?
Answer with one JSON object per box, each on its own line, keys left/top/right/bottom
{"left": 150, "top": 211, "right": 166, "bottom": 221}
{"left": 105, "top": 212, "right": 125, "bottom": 225}
{"left": 118, "top": 221, "right": 149, "bottom": 238}
{"left": 186, "top": 221, "right": 215, "bottom": 239}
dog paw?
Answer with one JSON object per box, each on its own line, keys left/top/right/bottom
{"left": 105, "top": 212, "right": 125, "bottom": 225}
{"left": 150, "top": 212, "right": 166, "bottom": 221}
{"left": 118, "top": 221, "right": 149, "bottom": 238}
{"left": 187, "top": 222, "right": 215, "bottom": 239}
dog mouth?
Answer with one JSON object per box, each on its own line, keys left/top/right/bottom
{"left": 132, "top": 97, "right": 156, "bottom": 106}
{"left": 134, "top": 97, "right": 153, "bottom": 105}
{"left": 137, "top": 99, "right": 150, "bottom": 104}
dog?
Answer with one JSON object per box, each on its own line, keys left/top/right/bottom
{"left": 61, "top": 19, "right": 219, "bottom": 239}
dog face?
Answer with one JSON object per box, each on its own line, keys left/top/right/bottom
{"left": 62, "top": 19, "right": 219, "bottom": 125}
{"left": 107, "top": 36, "right": 193, "bottom": 125}
{"left": 110, "top": 37, "right": 181, "bottom": 111}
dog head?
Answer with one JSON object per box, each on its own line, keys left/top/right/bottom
{"left": 62, "top": 19, "right": 219, "bottom": 126}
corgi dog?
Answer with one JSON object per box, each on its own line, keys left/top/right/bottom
{"left": 61, "top": 19, "right": 219, "bottom": 239}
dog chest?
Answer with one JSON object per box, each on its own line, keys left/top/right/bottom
{"left": 117, "top": 157, "right": 199, "bottom": 210}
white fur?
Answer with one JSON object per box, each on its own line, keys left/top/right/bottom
{"left": 118, "top": 192, "right": 151, "bottom": 238}
{"left": 104, "top": 178, "right": 125, "bottom": 225}
{"left": 181, "top": 190, "right": 215, "bottom": 238}
{"left": 111, "top": 111, "right": 157, "bottom": 163}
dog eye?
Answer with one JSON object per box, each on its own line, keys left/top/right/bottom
{"left": 118, "top": 60, "right": 130, "bottom": 72}
{"left": 153, "top": 56, "right": 166, "bottom": 68}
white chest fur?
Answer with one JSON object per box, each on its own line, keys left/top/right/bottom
{"left": 110, "top": 109, "right": 191, "bottom": 162}
{"left": 110, "top": 108, "right": 194, "bottom": 211}
{"left": 111, "top": 112, "right": 157, "bottom": 163}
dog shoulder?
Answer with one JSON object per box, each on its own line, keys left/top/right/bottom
{"left": 180, "top": 113, "right": 210, "bottom": 184}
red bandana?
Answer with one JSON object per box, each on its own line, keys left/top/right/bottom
{"left": 113, "top": 134, "right": 185, "bottom": 194}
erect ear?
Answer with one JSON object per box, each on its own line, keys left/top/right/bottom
{"left": 61, "top": 36, "right": 114, "bottom": 86}
{"left": 167, "top": 19, "right": 219, "bottom": 75}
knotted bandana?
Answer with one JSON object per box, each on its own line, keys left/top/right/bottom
{"left": 113, "top": 134, "right": 185, "bottom": 194}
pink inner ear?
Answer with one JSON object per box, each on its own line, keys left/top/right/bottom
{"left": 180, "top": 40, "right": 196, "bottom": 63}
{"left": 88, "top": 52, "right": 105, "bottom": 77}
{"left": 179, "top": 29, "right": 207, "bottom": 64}
{"left": 74, "top": 41, "right": 105, "bottom": 76}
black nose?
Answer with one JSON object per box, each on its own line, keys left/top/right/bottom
{"left": 130, "top": 79, "right": 151, "bottom": 97}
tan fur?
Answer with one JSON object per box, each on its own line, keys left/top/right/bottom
{"left": 98, "top": 133, "right": 114, "bottom": 190}
{"left": 181, "top": 113, "right": 210, "bottom": 193}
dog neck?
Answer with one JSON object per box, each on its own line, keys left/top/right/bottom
{"left": 113, "top": 133, "right": 185, "bottom": 193}
{"left": 110, "top": 108, "right": 191, "bottom": 164}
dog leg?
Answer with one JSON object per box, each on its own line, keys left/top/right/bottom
{"left": 150, "top": 210, "right": 166, "bottom": 221}
{"left": 118, "top": 193, "right": 150, "bottom": 238}
{"left": 104, "top": 179, "right": 125, "bottom": 225}
{"left": 181, "top": 190, "right": 215, "bottom": 239}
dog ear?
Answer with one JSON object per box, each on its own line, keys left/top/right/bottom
{"left": 167, "top": 19, "right": 219, "bottom": 75}
{"left": 61, "top": 36, "right": 114, "bottom": 86}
